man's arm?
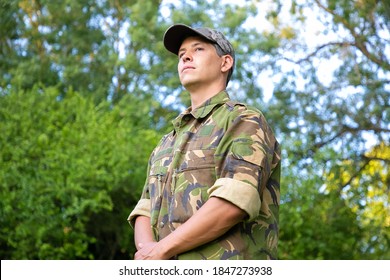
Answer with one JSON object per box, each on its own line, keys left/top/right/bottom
{"left": 134, "top": 215, "right": 155, "bottom": 251}
{"left": 134, "top": 197, "right": 247, "bottom": 260}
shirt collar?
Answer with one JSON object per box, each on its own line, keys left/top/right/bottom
{"left": 172, "top": 91, "right": 230, "bottom": 129}
{"left": 191, "top": 91, "right": 230, "bottom": 119}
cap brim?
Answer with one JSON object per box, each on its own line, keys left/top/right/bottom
{"left": 163, "top": 24, "right": 215, "bottom": 55}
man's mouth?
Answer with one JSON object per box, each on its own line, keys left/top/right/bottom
{"left": 182, "top": 66, "right": 195, "bottom": 72}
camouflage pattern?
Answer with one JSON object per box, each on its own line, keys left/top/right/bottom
{"left": 163, "top": 24, "right": 235, "bottom": 60}
{"left": 129, "top": 91, "right": 281, "bottom": 260}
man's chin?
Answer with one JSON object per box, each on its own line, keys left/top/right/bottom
{"left": 180, "top": 78, "right": 199, "bottom": 89}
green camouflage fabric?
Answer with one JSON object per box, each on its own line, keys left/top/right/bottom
{"left": 129, "top": 91, "right": 281, "bottom": 260}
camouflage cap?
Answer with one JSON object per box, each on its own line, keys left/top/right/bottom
{"left": 163, "top": 24, "right": 235, "bottom": 84}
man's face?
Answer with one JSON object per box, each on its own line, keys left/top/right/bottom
{"left": 177, "top": 36, "right": 225, "bottom": 89}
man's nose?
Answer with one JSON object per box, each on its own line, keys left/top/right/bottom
{"left": 181, "top": 52, "right": 192, "bottom": 62}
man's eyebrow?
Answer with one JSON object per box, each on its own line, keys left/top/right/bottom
{"left": 178, "top": 42, "right": 205, "bottom": 53}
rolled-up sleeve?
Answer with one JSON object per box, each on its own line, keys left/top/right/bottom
{"left": 127, "top": 198, "right": 151, "bottom": 228}
{"left": 208, "top": 177, "right": 261, "bottom": 221}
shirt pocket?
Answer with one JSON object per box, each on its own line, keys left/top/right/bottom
{"left": 149, "top": 166, "right": 168, "bottom": 198}
{"left": 148, "top": 165, "right": 168, "bottom": 229}
{"left": 169, "top": 149, "right": 216, "bottom": 224}
{"left": 175, "top": 149, "right": 216, "bottom": 187}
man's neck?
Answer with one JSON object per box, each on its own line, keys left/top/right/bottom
{"left": 188, "top": 83, "right": 226, "bottom": 109}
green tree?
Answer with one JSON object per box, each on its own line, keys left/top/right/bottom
{"left": 0, "top": 86, "right": 160, "bottom": 259}
{"left": 1, "top": 0, "right": 116, "bottom": 102}
{"left": 261, "top": 0, "right": 389, "bottom": 259}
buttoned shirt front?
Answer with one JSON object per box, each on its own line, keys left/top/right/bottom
{"left": 129, "top": 91, "right": 281, "bottom": 259}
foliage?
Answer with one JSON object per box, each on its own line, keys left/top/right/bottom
{"left": 0, "top": 86, "right": 160, "bottom": 259}
{"left": 262, "top": 0, "right": 389, "bottom": 259}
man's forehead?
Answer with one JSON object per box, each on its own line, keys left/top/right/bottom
{"left": 179, "top": 36, "right": 213, "bottom": 51}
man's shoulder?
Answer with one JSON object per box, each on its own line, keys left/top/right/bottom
{"left": 223, "top": 99, "right": 263, "bottom": 117}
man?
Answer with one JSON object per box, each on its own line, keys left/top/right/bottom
{"left": 128, "top": 24, "right": 281, "bottom": 260}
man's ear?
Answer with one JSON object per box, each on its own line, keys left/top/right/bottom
{"left": 221, "top": 55, "right": 234, "bottom": 74}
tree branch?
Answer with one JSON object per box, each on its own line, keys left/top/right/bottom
{"left": 282, "top": 41, "right": 352, "bottom": 64}
{"left": 312, "top": 124, "right": 390, "bottom": 151}
{"left": 314, "top": 0, "right": 390, "bottom": 71}
{"left": 339, "top": 159, "right": 370, "bottom": 191}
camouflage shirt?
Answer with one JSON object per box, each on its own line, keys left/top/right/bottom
{"left": 128, "top": 91, "right": 281, "bottom": 260}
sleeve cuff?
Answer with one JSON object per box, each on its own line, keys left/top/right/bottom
{"left": 207, "top": 178, "right": 261, "bottom": 221}
{"left": 127, "top": 198, "right": 151, "bottom": 228}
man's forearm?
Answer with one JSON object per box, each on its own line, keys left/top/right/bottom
{"left": 158, "top": 197, "right": 247, "bottom": 258}
{"left": 134, "top": 215, "right": 154, "bottom": 250}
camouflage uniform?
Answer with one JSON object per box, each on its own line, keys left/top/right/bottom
{"left": 128, "top": 91, "right": 280, "bottom": 260}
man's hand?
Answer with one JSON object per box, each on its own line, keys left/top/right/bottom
{"left": 133, "top": 197, "right": 246, "bottom": 260}
{"left": 134, "top": 242, "right": 169, "bottom": 260}
{"left": 152, "top": 197, "right": 247, "bottom": 259}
